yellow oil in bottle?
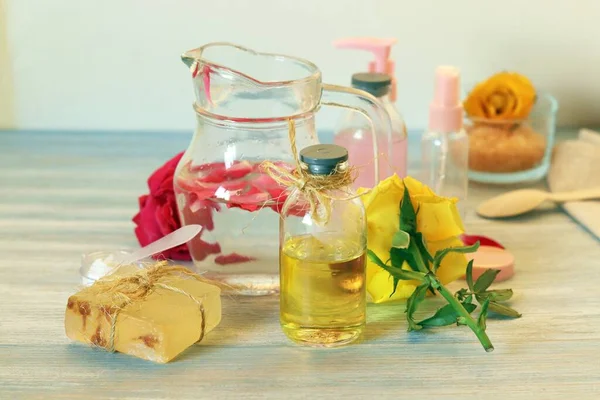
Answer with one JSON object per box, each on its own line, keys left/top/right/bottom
{"left": 280, "top": 234, "right": 366, "bottom": 347}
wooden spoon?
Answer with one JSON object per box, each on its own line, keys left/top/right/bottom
{"left": 477, "top": 188, "right": 600, "bottom": 218}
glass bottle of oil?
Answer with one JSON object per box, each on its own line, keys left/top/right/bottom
{"left": 279, "top": 144, "right": 367, "bottom": 347}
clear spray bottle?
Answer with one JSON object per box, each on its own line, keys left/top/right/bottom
{"left": 421, "top": 66, "right": 469, "bottom": 216}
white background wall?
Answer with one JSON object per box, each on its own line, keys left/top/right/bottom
{"left": 1, "top": 0, "right": 599, "bottom": 131}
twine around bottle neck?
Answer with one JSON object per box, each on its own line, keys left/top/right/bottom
{"left": 261, "top": 120, "right": 365, "bottom": 225}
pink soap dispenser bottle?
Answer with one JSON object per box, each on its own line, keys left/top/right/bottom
{"left": 332, "top": 38, "right": 408, "bottom": 188}
{"left": 421, "top": 66, "right": 469, "bottom": 216}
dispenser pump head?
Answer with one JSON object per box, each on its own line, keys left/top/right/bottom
{"left": 428, "top": 66, "right": 464, "bottom": 133}
{"left": 333, "top": 37, "right": 398, "bottom": 101}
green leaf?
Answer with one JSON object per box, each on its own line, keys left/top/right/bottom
{"left": 367, "top": 249, "right": 387, "bottom": 268}
{"left": 456, "top": 316, "right": 467, "bottom": 326}
{"left": 466, "top": 260, "right": 475, "bottom": 292}
{"left": 406, "top": 284, "right": 429, "bottom": 331}
{"left": 414, "top": 232, "right": 434, "bottom": 264}
{"left": 418, "top": 302, "right": 477, "bottom": 328}
{"left": 385, "top": 264, "right": 427, "bottom": 282}
{"left": 367, "top": 249, "right": 426, "bottom": 298}
{"left": 473, "top": 269, "right": 501, "bottom": 293}
{"left": 391, "top": 230, "right": 410, "bottom": 249}
{"left": 399, "top": 185, "right": 417, "bottom": 234}
{"left": 488, "top": 301, "right": 522, "bottom": 318}
{"left": 390, "top": 276, "right": 401, "bottom": 297}
{"left": 478, "top": 289, "right": 514, "bottom": 302}
{"left": 408, "top": 240, "right": 433, "bottom": 273}
{"left": 367, "top": 250, "right": 400, "bottom": 296}
{"left": 390, "top": 247, "right": 419, "bottom": 272}
{"left": 478, "top": 298, "right": 490, "bottom": 330}
{"left": 455, "top": 288, "right": 469, "bottom": 302}
{"left": 432, "top": 242, "right": 480, "bottom": 272}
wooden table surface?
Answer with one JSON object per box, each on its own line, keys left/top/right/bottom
{"left": 1, "top": 129, "right": 599, "bottom": 399}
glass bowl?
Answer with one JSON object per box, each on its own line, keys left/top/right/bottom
{"left": 80, "top": 249, "right": 146, "bottom": 286}
{"left": 465, "top": 91, "right": 558, "bottom": 184}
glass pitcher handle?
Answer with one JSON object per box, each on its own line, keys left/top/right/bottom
{"left": 321, "top": 83, "right": 394, "bottom": 184}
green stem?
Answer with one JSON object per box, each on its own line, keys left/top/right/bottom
{"left": 431, "top": 278, "right": 494, "bottom": 352}
{"left": 409, "top": 235, "right": 492, "bottom": 351}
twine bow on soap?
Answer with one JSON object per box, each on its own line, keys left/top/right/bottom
{"left": 260, "top": 120, "right": 363, "bottom": 225}
{"left": 80, "top": 263, "right": 219, "bottom": 352}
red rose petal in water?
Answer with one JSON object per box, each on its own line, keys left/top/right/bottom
{"left": 142, "top": 157, "right": 304, "bottom": 262}
{"left": 174, "top": 175, "right": 200, "bottom": 193}
{"left": 252, "top": 174, "right": 286, "bottom": 202}
{"left": 188, "top": 198, "right": 204, "bottom": 213}
{"left": 223, "top": 161, "right": 253, "bottom": 180}
{"left": 211, "top": 179, "right": 250, "bottom": 192}
{"left": 191, "top": 201, "right": 220, "bottom": 232}
{"left": 190, "top": 161, "right": 253, "bottom": 183}
{"left": 214, "top": 253, "right": 257, "bottom": 265}
{"left": 250, "top": 165, "right": 295, "bottom": 213}
{"left": 188, "top": 238, "right": 222, "bottom": 262}
{"left": 176, "top": 196, "right": 221, "bottom": 261}
{"left": 177, "top": 175, "right": 254, "bottom": 203}
{"left": 228, "top": 192, "right": 271, "bottom": 212}
{"left": 189, "top": 162, "right": 227, "bottom": 183}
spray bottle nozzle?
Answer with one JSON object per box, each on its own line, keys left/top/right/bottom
{"left": 429, "top": 66, "right": 463, "bottom": 133}
{"left": 333, "top": 37, "right": 398, "bottom": 102}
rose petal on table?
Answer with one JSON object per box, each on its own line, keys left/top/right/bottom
{"left": 460, "top": 233, "right": 505, "bottom": 249}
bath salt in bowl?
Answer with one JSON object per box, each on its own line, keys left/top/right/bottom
{"left": 466, "top": 91, "right": 558, "bottom": 184}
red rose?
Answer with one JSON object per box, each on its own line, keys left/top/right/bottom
{"left": 132, "top": 152, "right": 191, "bottom": 261}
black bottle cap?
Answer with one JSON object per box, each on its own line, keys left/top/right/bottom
{"left": 351, "top": 72, "right": 391, "bottom": 97}
{"left": 299, "top": 144, "right": 348, "bottom": 175}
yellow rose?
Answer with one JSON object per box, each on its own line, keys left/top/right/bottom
{"left": 359, "top": 175, "right": 466, "bottom": 303}
{"left": 463, "top": 72, "right": 536, "bottom": 120}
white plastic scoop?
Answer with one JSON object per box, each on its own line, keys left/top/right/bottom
{"left": 113, "top": 224, "right": 202, "bottom": 266}
{"left": 80, "top": 225, "right": 202, "bottom": 286}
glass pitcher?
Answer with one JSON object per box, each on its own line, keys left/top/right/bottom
{"left": 174, "top": 42, "right": 393, "bottom": 295}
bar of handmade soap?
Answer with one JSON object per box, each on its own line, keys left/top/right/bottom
{"left": 65, "top": 268, "right": 221, "bottom": 363}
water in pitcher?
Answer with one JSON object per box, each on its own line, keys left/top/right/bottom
{"left": 175, "top": 42, "right": 394, "bottom": 295}
{"left": 174, "top": 159, "right": 293, "bottom": 295}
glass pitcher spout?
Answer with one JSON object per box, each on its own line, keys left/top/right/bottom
{"left": 181, "top": 42, "right": 323, "bottom": 121}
